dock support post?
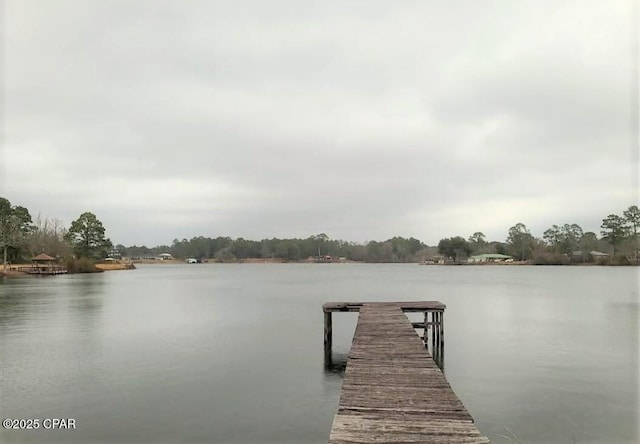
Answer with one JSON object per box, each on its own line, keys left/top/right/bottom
{"left": 430, "top": 311, "right": 435, "bottom": 356}
{"left": 439, "top": 310, "right": 445, "bottom": 371}
{"left": 439, "top": 311, "right": 444, "bottom": 351}
{"left": 423, "top": 311, "right": 429, "bottom": 350}
{"left": 433, "top": 311, "right": 438, "bottom": 362}
{"left": 432, "top": 311, "right": 443, "bottom": 370}
{"left": 324, "top": 311, "right": 333, "bottom": 365}
{"left": 428, "top": 311, "right": 445, "bottom": 371}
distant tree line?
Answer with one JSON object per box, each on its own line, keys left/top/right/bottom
{"left": 123, "top": 205, "right": 638, "bottom": 265}
{"left": 2, "top": 196, "right": 638, "bottom": 270}
{"left": 121, "top": 234, "right": 432, "bottom": 263}
{"left": 436, "top": 205, "right": 639, "bottom": 265}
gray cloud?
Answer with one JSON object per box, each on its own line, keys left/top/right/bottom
{"left": 3, "top": 0, "right": 637, "bottom": 246}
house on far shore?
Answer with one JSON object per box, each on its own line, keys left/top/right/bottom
{"left": 107, "top": 248, "right": 122, "bottom": 259}
{"left": 419, "top": 255, "right": 445, "bottom": 265}
{"left": 308, "top": 255, "right": 332, "bottom": 263}
{"left": 572, "top": 250, "right": 610, "bottom": 261}
{"left": 158, "top": 253, "right": 173, "bottom": 260}
{"left": 468, "top": 253, "right": 513, "bottom": 264}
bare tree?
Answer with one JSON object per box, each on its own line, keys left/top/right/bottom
{"left": 27, "top": 214, "right": 72, "bottom": 259}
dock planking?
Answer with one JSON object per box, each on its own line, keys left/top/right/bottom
{"left": 328, "top": 303, "right": 489, "bottom": 443}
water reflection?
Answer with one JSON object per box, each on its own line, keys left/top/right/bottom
{"left": 68, "top": 275, "right": 105, "bottom": 314}
{"left": 323, "top": 352, "right": 348, "bottom": 374}
{"left": 0, "top": 280, "right": 52, "bottom": 332}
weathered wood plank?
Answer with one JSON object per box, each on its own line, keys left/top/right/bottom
{"left": 328, "top": 303, "right": 489, "bottom": 443}
{"left": 331, "top": 415, "right": 490, "bottom": 443}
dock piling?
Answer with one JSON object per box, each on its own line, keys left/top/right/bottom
{"left": 323, "top": 311, "right": 332, "bottom": 365}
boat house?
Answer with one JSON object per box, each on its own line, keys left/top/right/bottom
{"left": 25, "top": 253, "right": 68, "bottom": 275}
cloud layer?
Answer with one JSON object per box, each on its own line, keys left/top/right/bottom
{"left": 3, "top": 0, "right": 637, "bottom": 245}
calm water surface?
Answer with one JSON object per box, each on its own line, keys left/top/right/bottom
{"left": 1, "top": 264, "right": 638, "bottom": 443}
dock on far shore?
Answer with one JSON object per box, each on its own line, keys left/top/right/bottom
{"left": 324, "top": 301, "right": 489, "bottom": 443}
{"left": 12, "top": 265, "right": 68, "bottom": 275}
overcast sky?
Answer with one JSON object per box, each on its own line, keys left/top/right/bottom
{"left": 2, "top": 0, "right": 638, "bottom": 246}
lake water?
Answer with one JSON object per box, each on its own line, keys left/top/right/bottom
{"left": 0, "top": 264, "right": 638, "bottom": 444}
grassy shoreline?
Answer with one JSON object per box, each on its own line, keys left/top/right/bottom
{"left": 94, "top": 262, "right": 136, "bottom": 271}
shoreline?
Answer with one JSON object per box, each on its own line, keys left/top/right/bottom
{"left": 132, "top": 259, "right": 637, "bottom": 266}
{"left": 94, "top": 262, "right": 136, "bottom": 271}
{"left": 1, "top": 269, "right": 31, "bottom": 277}
{"left": 2, "top": 261, "right": 136, "bottom": 278}
{"left": 3, "top": 260, "right": 635, "bottom": 277}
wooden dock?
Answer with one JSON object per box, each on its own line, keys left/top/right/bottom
{"left": 15, "top": 265, "right": 68, "bottom": 275}
{"left": 325, "top": 302, "right": 489, "bottom": 443}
